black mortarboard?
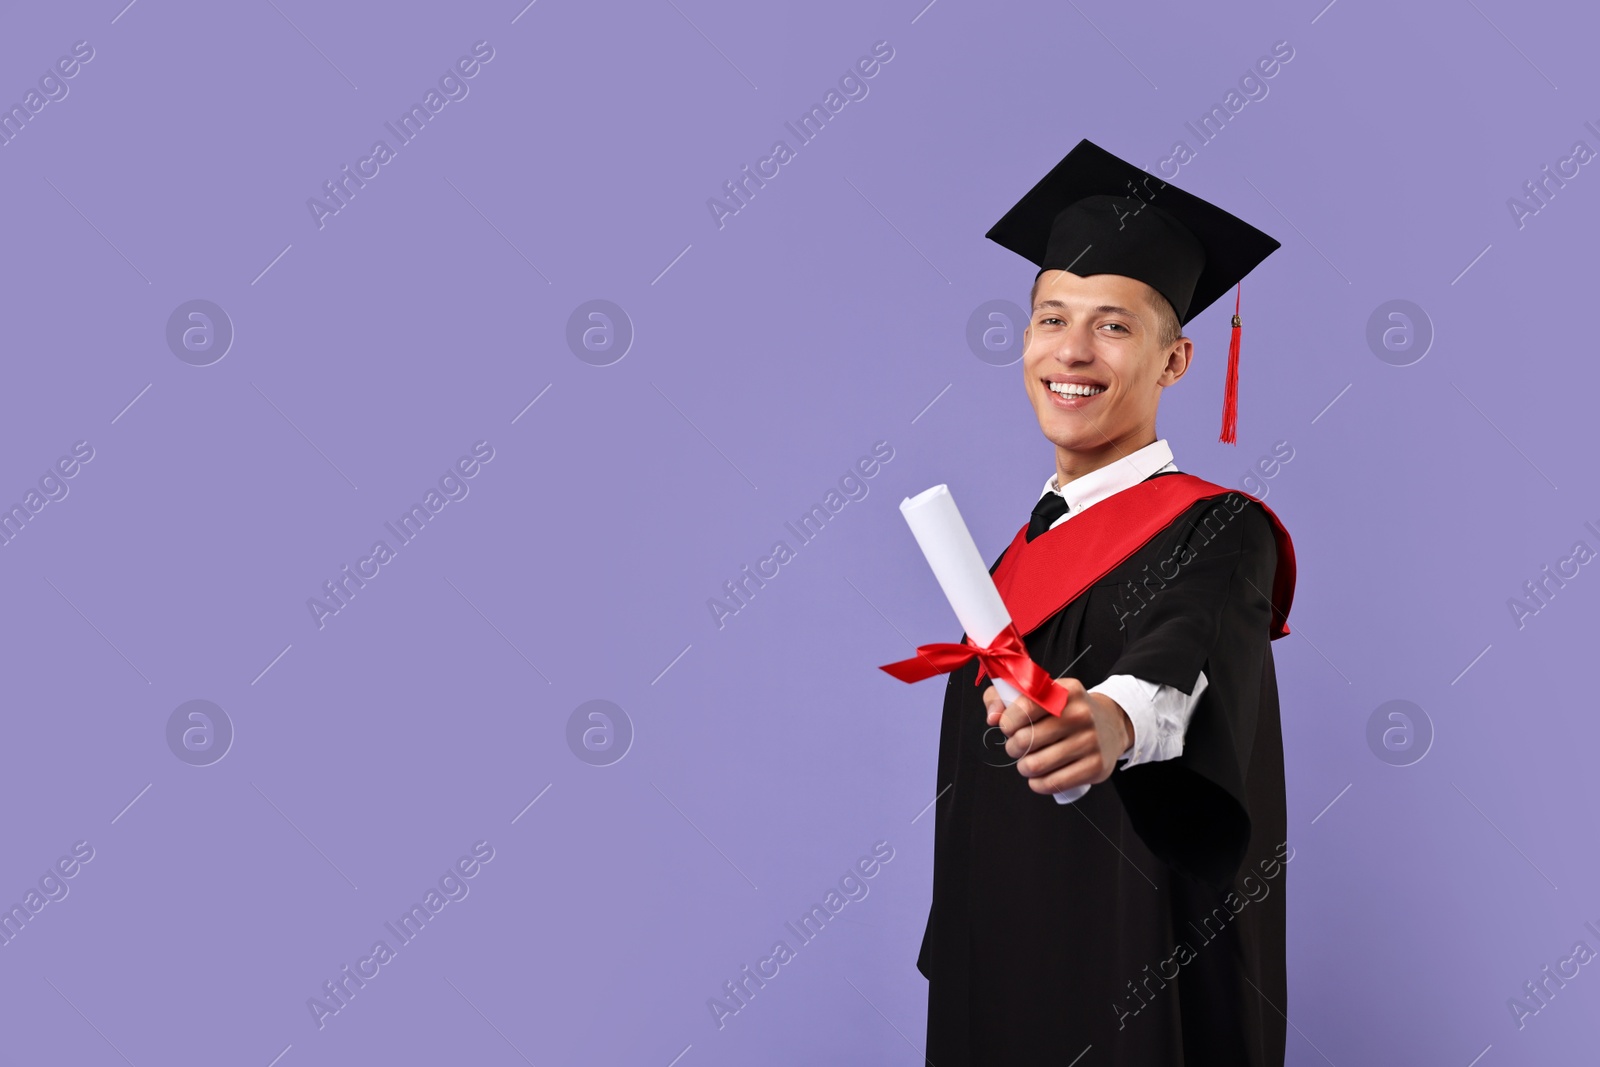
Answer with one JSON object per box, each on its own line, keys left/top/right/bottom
{"left": 985, "top": 139, "right": 1282, "bottom": 442}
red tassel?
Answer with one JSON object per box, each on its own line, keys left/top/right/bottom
{"left": 1218, "top": 283, "right": 1242, "bottom": 445}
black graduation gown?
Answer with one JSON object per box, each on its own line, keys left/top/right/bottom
{"left": 917, "top": 483, "right": 1289, "bottom": 1066}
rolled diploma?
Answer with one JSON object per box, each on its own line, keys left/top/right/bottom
{"left": 900, "top": 484, "right": 1089, "bottom": 805}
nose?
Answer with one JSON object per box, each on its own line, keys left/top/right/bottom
{"left": 1042, "top": 320, "right": 1097, "bottom": 366}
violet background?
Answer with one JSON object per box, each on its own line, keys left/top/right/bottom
{"left": 1, "top": 0, "right": 1595, "bottom": 1064}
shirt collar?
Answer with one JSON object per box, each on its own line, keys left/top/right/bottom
{"left": 1040, "top": 438, "right": 1176, "bottom": 514}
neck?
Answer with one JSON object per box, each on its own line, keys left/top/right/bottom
{"left": 1053, "top": 431, "right": 1158, "bottom": 488}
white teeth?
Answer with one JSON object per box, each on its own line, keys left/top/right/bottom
{"left": 1048, "top": 382, "right": 1106, "bottom": 397}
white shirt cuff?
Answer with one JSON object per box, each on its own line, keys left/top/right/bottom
{"left": 1089, "top": 670, "right": 1209, "bottom": 768}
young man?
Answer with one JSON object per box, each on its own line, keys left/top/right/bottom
{"left": 910, "top": 140, "right": 1298, "bottom": 1064}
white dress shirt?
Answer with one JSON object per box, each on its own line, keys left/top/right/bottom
{"left": 1035, "top": 438, "right": 1208, "bottom": 767}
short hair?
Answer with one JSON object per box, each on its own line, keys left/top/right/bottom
{"left": 1149, "top": 290, "right": 1183, "bottom": 350}
{"left": 1028, "top": 276, "right": 1184, "bottom": 351}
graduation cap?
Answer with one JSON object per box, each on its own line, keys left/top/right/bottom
{"left": 985, "top": 139, "right": 1281, "bottom": 444}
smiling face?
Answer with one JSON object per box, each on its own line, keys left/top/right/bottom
{"left": 1022, "top": 269, "right": 1193, "bottom": 481}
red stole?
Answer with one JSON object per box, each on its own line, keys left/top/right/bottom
{"left": 994, "top": 473, "right": 1295, "bottom": 641}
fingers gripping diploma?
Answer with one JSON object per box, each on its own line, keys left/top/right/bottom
{"left": 982, "top": 681, "right": 1134, "bottom": 796}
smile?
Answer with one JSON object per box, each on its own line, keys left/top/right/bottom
{"left": 1043, "top": 379, "right": 1107, "bottom": 404}
{"left": 1047, "top": 381, "right": 1107, "bottom": 397}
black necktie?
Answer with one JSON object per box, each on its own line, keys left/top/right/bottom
{"left": 1026, "top": 492, "right": 1069, "bottom": 542}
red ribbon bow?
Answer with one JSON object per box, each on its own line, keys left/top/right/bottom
{"left": 878, "top": 621, "right": 1067, "bottom": 716}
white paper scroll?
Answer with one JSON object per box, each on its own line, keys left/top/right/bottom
{"left": 900, "top": 484, "right": 1089, "bottom": 805}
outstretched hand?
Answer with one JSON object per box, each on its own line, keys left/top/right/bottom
{"left": 982, "top": 679, "right": 1134, "bottom": 795}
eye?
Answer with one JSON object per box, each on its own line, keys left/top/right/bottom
{"left": 1100, "top": 322, "right": 1130, "bottom": 333}
{"left": 1037, "top": 315, "right": 1064, "bottom": 326}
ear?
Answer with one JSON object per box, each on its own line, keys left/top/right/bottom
{"left": 1157, "top": 338, "right": 1193, "bottom": 387}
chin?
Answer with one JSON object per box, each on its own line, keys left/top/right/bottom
{"left": 1030, "top": 415, "right": 1081, "bottom": 451}
{"left": 1036, "top": 410, "right": 1124, "bottom": 454}
{"left": 1043, "top": 428, "right": 1099, "bottom": 453}
{"left": 1033, "top": 413, "right": 1092, "bottom": 451}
